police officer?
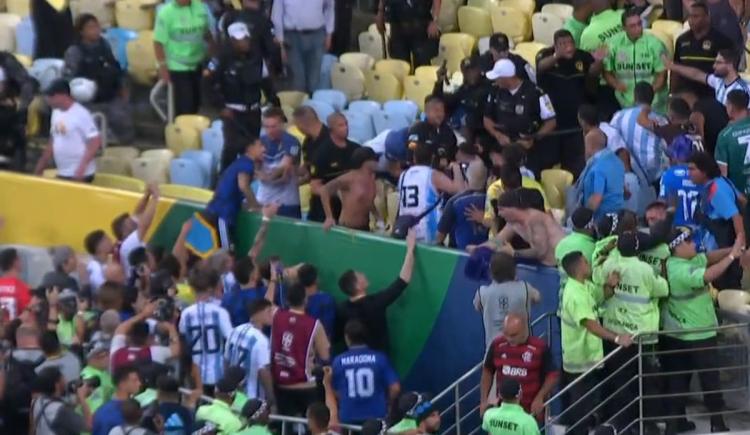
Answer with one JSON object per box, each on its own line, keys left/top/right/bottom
{"left": 375, "top": 0, "right": 441, "bottom": 67}
{"left": 482, "top": 59, "right": 556, "bottom": 177}
{"left": 478, "top": 33, "right": 535, "bottom": 83}
{"left": 407, "top": 95, "right": 457, "bottom": 168}
{"left": 432, "top": 56, "right": 492, "bottom": 146}
{"left": 208, "top": 22, "right": 272, "bottom": 172}
{"left": 0, "top": 52, "right": 36, "bottom": 170}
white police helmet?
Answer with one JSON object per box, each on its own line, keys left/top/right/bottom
{"left": 70, "top": 77, "right": 97, "bottom": 103}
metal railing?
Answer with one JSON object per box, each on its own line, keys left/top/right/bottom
{"left": 149, "top": 79, "right": 174, "bottom": 123}
{"left": 541, "top": 321, "right": 750, "bottom": 434}
{"left": 432, "top": 311, "right": 558, "bottom": 435}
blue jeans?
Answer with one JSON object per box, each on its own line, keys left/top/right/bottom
{"left": 285, "top": 28, "right": 325, "bottom": 93}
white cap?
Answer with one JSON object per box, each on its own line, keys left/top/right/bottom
{"left": 227, "top": 22, "right": 250, "bottom": 40}
{"left": 486, "top": 59, "right": 516, "bottom": 80}
{"left": 0, "top": 66, "right": 5, "bottom": 82}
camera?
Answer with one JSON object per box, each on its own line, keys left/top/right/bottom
{"left": 153, "top": 297, "right": 176, "bottom": 322}
{"left": 67, "top": 376, "right": 101, "bottom": 394}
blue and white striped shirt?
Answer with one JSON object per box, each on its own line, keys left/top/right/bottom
{"left": 179, "top": 301, "right": 233, "bottom": 385}
{"left": 610, "top": 106, "right": 668, "bottom": 183}
{"left": 225, "top": 323, "right": 271, "bottom": 399}
{"left": 707, "top": 74, "right": 750, "bottom": 106}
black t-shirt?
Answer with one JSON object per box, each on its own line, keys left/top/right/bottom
{"left": 307, "top": 137, "right": 360, "bottom": 221}
{"left": 673, "top": 28, "right": 735, "bottom": 96}
{"left": 693, "top": 96, "right": 730, "bottom": 156}
{"left": 336, "top": 278, "right": 408, "bottom": 354}
{"left": 302, "top": 125, "right": 329, "bottom": 165}
{"left": 479, "top": 52, "right": 531, "bottom": 82}
{"left": 535, "top": 48, "right": 594, "bottom": 128}
{"left": 408, "top": 120, "right": 457, "bottom": 161}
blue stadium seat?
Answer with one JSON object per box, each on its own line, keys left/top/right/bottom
{"left": 15, "top": 16, "right": 34, "bottom": 57}
{"left": 211, "top": 119, "right": 223, "bottom": 130}
{"left": 343, "top": 110, "right": 375, "bottom": 144}
{"left": 302, "top": 100, "right": 336, "bottom": 125}
{"left": 201, "top": 127, "right": 223, "bottom": 174}
{"left": 383, "top": 100, "right": 419, "bottom": 123}
{"left": 29, "top": 58, "right": 64, "bottom": 91}
{"left": 169, "top": 158, "right": 206, "bottom": 188}
{"left": 181, "top": 150, "right": 214, "bottom": 188}
{"left": 104, "top": 27, "right": 138, "bottom": 70}
{"left": 372, "top": 109, "right": 411, "bottom": 134}
{"left": 347, "top": 100, "right": 381, "bottom": 115}
{"left": 318, "top": 53, "right": 338, "bottom": 90}
{"left": 312, "top": 89, "right": 347, "bottom": 111}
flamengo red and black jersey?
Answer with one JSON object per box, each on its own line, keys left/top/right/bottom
{"left": 271, "top": 310, "right": 318, "bottom": 386}
{"left": 484, "top": 336, "right": 556, "bottom": 413}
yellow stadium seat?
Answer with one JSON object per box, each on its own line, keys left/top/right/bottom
{"left": 717, "top": 290, "right": 750, "bottom": 314}
{"left": 70, "top": 0, "right": 115, "bottom": 28}
{"left": 175, "top": 114, "right": 210, "bottom": 132}
{"left": 415, "top": 65, "right": 440, "bottom": 82}
{"left": 646, "top": 29, "right": 673, "bottom": 57}
{"left": 368, "top": 23, "right": 391, "bottom": 39}
{"left": 103, "top": 146, "right": 140, "bottom": 161}
{"left": 93, "top": 173, "right": 146, "bottom": 193}
{"left": 299, "top": 184, "right": 311, "bottom": 214}
{"left": 95, "top": 156, "right": 131, "bottom": 175}
{"left": 140, "top": 149, "right": 175, "bottom": 173}
{"left": 458, "top": 6, "right": 493, "bottom": 39}
{"left": 512, "top": 42, "right": 546, "bottom": 68}
{"left": 331, "top": 62, "right": 366, "bottom": 101}
{"left": 13, "top": 53, "right": 31, "bottom": 67}
{"left": 25, "top": 96, "right": 42, "bottom": 137}
{"left": 651, "top": 19, "right": 683, "bottom": 38}
{"left": 490, "top": 5, "right": 531, "bottom": 43}
{"left": 386, "top": 190, "right": 399, "bottom": 228}
{"left": 365, "top": 71, "right": 402, "bottom": 103}
{"left": 277, "top": 91, "right": 308, "bottom": 109}
{"left": 159, "top": 184, "right": 213, "bottom": 203}
{"left": 540, "top": 3, "right": 573, "bottom": 20}
{"left": 500, "top": 0, "right": 534, "bottom": 16}
{"left": 532, "top": 12, "right": 563, "bottom": 46}
{"left": 6, "top": 0, "right": 29, "bottom": 16}
{"left": 404, "top": 75, "right": 436, "bottom": 112}
{"left": 438, "top": 0, "right": 463, "bottom": 32}
{"left": 440, "top": 32, "right": 476, "bottom": 56}
{"left": 468, "top": 0, "right": 499, "bottom": 8}
{"left": 438, "top": 43, "right": 466, "bottom": 75}
{"left": 339, "top": 52, "right": 375, "bottom": 74}
{"left": 540, "top": 168, "right": 573, "bottom": 209}
{"left": 165, "top": 123, "right": 201, "bottom": 155}
{"left": 115, "top": 0, "right": 155, "bottom": 31}
{"left": 127, "top": 31, "right": 158, "bottom": 86}
{"left": 374, "top": 59, "right": 411, "bottom": 82}
{"left": 0, "top": 13, "right": 21, "bottom": 52}
{"left": 358, "top": 31, "right": 385, "bottom": 61}
{"left": 130, "top": 156, "right": 169, "bottom": 184}
{"left": 42, "top": 169, "right": 58, "bottom": 179}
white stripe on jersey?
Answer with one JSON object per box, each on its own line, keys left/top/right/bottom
{"left": 179, "top": 301, "right": 233, "bottom": 385}
{"left": 225, "top": 323, "right": 271, "bottom": 399}
{"left": 397, "top": 165, "right": 440, "bottom": 243}
{"left": 707, "top": 74, "right": 750, "bottom": 106}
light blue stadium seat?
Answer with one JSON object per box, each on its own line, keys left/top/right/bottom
{"left": 29, "top": 58, "right": 65, "bottom": 91}
{"left": 201, "top": 127, "right": 223, "bottom": 173}
{"left": 211, "top": 119, "right": 223, "bottom": 130}
{"left": 383, "top": 100, "right": 419, "bottom": 123}
{"left": 318, "top": 53, "right": 338, "bottom": 90}
{"left": 347, "top": 100, "right": 381, "bottom": 115}
{"left": 343, "top": 110, "right": 375, "bottom": 144}
{"left": 103, "top": 27, "right": 138, "bottom": 70}
{"left": 181, "top": 149, "right": 214, "bottom": 188}
{"left": 170, "top": 158, "right": 206, "bottom": 188}
{"left": 372, "top": 109, "right": 411, "bottom": 134}
{"left": 302, "top": 100, "right": 336, "bottom": 125}
{"left": 312, "top": 89, "right": 347, "bottom": 111}
{"left": 15, "top": 16, "right": 35, "bottom": 58}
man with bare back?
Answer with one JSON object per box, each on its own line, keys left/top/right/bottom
{"left": 321, "top": 147, "right": 379, "bottom": 231}
{"left": 474, "top": 188, "right": 565, "bottom": 266}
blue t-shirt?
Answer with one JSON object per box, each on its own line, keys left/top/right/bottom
{"left": 221, "top": 285, "right": 267, "bottom": 326}
{"left": 582, "top": 149, "right": 625, "bottom": 220}
{"left": 306, "top": 292, "right": 336, "bottom": 339}
{"left": 92, "top": 399, "right": 124, "bottom": 435}
{"left": 207, "top": 156, "right": 255, "bottom": 224}
{"left": 438, "top": 191, "right": 488, "bottom": 249}
{"left": 660, "top": 164, "right": 700, "bottom": 226}
{"left": 159, "top": 402, "right": 194, "bottom": 435}
{"left": 703, "top": 177, "right": 740, "bottom": 220}
{"left": 258, "top": 132, "right": 301, "bottom": 206}
{"left": 332, "top": 346, "right": 399, "bottom": 424}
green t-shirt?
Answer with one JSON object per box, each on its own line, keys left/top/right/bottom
{"left": 482, "top": 403, "right": 540, "bottom": 435}
{"left": 78, "top": 366, "right": 114, "bottom": 418}
{"left": 563, "top": 17, "right": 588, "bottom": 46}
{"left": 57, "top": 316, "right": 76, "bottom": 346}
{"left": 664, "top": 254, "right": 718, "bottom": 340}
{"left": 237, "top": 425, "right": 274, "bottom": 435}
{"left": 602, "top": 255, "right": 669, "bottom": 343}
{"left": 196, "top": 400, "right": 244, "bottom": 434}
{"left": 715, "top": 116, "right": 750, "bottom": 195}
{"left": 605, "top": 32, "right": 667, "bottom": 110}
{"left": 135, "top": 388, "right": 158, "bottom": 407}
{"left": 561, "top": 278, "right": 604, "bottom": 373}
{"left": 390, "top": 418, "right": 418, "bottom": 433}
{"left": 580, "top": 9, "right": 624, "bottom": 52}
{"left": 638, "top": 243, "right": 670, "bottom": 278}
{"left": 154, "top": 0, "right": 209, "bottom": 71}
{"left": 232, "top": 390, "right": 248, "bottom": 413}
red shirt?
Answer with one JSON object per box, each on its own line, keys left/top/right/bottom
{"left": 271, "top": 309, "right": 319, "bottom": 386}
{"left": 484, "top": 335, "right": 557, "bottom": 414}
{"left": 0, "top": 276, "right": 31, "bottom": 321}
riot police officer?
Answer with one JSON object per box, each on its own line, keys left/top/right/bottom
{"left": 0, "top": 51, "right": 36, "bottom": 170}
{"left": 482, "top": 59, "right": 557, "bottom": 177}
{"left": 207, "top": 22, "right": 271, "bottom": 172}
{"left": 375, "top": 0, "right": 441, "bottom": 67}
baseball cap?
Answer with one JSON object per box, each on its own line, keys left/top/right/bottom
{"left": 227, "top": 22, "right": 250, "bottom": 40}
{"left": 499, "top": 378, "right": 522, "bottom": 400}
{"left": 486, "top": 59, "right": 516, "bottom": 80}
{"left": 489, "top": 33, "right": 510, "bottom": 52}
{"left": 385, "top": 127, "right": 409, "bottom": 162}
{"left": 461, "top": 55, "right": 481, "bottom": 71}
{"left": 44, "top": 78, "right": 71, "bottom": 96}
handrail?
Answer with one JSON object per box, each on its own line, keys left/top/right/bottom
{"left": 149, "top": 79, "right": 174, "bottom": 123}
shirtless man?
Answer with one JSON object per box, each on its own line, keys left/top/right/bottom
{"left": 474, "top": 188, "right": 565, "bottom": 266}
{"left": 321, "top": 147, "right": 379, "bottom": 231}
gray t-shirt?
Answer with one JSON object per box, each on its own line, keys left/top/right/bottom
{"left": 473, "top": 280, "right": 537, "bottom": 348}
{"left": 32, "top": 396, "right": 87, "bottom": 435}
{"left": 35, "top": 351, "right": 82, "bottom": 384}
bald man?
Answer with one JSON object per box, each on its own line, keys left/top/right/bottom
{"left": 308, "top": 113, "right": 360, "bottom": 223}
{"left": 580, "top": 128, "right": 625, "bottom": 220}
{"left": 321, "top": 147, "right": 380, "bottom": 232}
{"left": 480, "top": 313, "right": 559, "bottom": 422}
{"left": 437, "top": 160, "right": 489, "bottom": 249}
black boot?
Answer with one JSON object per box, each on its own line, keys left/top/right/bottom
{"left": 665, "top": 419, "right": 696, "bottom": 435}
{"left": 710, "top": 415, "right": 729, "bottom": 433}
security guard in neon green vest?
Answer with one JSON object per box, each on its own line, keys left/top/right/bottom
{"left": 77, "top": 345, "right": 114, "bottom": 435}
{"left": 560, "top": 251, "right": 633, "bottom": 435}
{"left": 237, "top": 399, "right": 274, "bottom": 435}
{"left": 638, "top": 219, "right": 673, "bottom": 278}
{"left": 389, "top": 392, "right": 421, "bottom": 433}
{"left": 662, "top": 227, "right": 742, "bottom": 434}
{"left": 554, "top": 207, "right": 597, "bottom": 286}
{"left": 195, "top": 377, "right": 244, "bottom": 434}
{"left": 591, "top": 211, "right": 638, "bottom": 307}
{"left": 482, "top": 378, "right": 539, "bottom": 435}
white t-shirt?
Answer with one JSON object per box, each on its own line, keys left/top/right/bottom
{"left": 224, "top": 323, "right": 271, "bottom": 399}
{"left": 120, "top": 231, "right": 143, "bottom": 277}
{"left": 87, "top": 260, "right": 105, "bottom": 290}
{"left": 179, "top": 301, "right": 233, "bottom": 385}
{"left": 50, "top": 102, "right": 99, "bottom": 177}
{"left": 110, "top": 334, "right": 172, "bottom": 364}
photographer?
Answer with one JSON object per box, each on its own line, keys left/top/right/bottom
{"left": 31, "top": 366, "right": 92, "bottom": 434}
{"left": 110, "top": 300, "right": 180, "bottom": 371}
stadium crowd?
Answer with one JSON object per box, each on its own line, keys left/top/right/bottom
{"left": 3, "top": 0, "right": 750, "bottom": 434}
